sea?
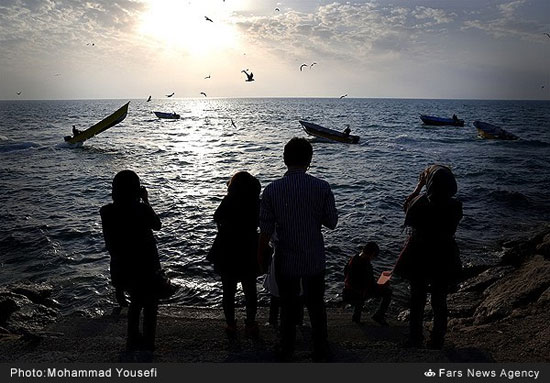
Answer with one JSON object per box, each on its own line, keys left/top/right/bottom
{"left": 1, "top": 98, "right": 549, "bottom": 316}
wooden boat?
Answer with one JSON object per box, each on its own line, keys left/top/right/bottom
{"left": 420, "top": 114, "right": 464, "bottom": 127}
{"left": 154, "top": 111, "right": 180, "bottom": 119}
{"left": 299, "top": 120, "right": 360, "bottom": 144}
{"left": 474, "top": 121, "right": 518, "bottom": 140}
{"left": 64, "top": 102, "right": 129, "bottom": 144}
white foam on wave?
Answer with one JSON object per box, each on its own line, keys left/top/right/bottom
{"left": 0, "top": 139, "right": 41, "bottom": 153}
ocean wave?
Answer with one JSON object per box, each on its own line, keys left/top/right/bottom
{"left": 0, "top": 140, "right": 41, "bottom": 153}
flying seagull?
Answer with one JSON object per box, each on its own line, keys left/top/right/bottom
{"left": 166, "top": 92, "right": 175, "bottom": 97}
{"left": 200, "top": 92, "right": 207, "bottom": 97}
{"left": 241, "top": 69, "right": 254, "bottom": 82}
{"left": 275, "top": 8, "right": 280, "bottom": 11}
{"left": 231, "top": 118, "right": 237, "bottom": 128}
{"left": 147, "top": 95, "right": 151, "bottom": 102}
{"left": 16, "top": 91, "right": 21, "bottom": 95}
{"left": 205, "top": 16, "right": 213, "bottom": 22}
{"left": 310, "top": 62, "right": 317, "bottom": 68}
{"left": 300, "top": 64, "right": 308, "bottom": 71}
{"left": 86, "top": 43, "right": 95, "bottom": 46}
{"left": 339, "top": 94, "right": 348, "bottom": 99}
{"left": 204, "top": 74, "right": 211, "bottom": 79}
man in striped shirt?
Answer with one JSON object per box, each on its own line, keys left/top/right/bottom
{"left": 258, "top": 137, "right": 338, "bottom": 361}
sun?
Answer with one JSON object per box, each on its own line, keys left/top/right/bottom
{"left": 138, "top": 0, "right": 240, "bottom": 57}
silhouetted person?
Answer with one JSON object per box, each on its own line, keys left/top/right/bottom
{"left": 72, "top": 125, "right": 82, "bottom": 137}
{"left": 343, "top": 126, "right": 351, "bottom": 136}
{"left": 452, "top": 114, "right": 458, "bottom": 122}
{"left": 343, "top": 241, "right": 392, "bottom": 325}
{"left": 258, "top": 137, "right": 338, "bottom": 362}
{"left": 100, "top": 170, "right": 162, "bottom": 351}
{"left": 213, "top": 171, "right": 261, "bottom": 336}
{"left": 396, "top": 165, "right": 462, "bottom": 349}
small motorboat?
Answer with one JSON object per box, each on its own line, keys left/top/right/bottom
{"left": 154, "top": 111, "right": 180, "bottom": 119}
{"left": 64, "top": 102, "right": 130, "bottom": 144}
{"left": 474, "top": 121, "right": 518, "bottom": 140}
{"left": 420, "top": 114, "right": 464, "bottom": 127}
{"left": 299, "top": 120, "right": 360, "bottom": 144}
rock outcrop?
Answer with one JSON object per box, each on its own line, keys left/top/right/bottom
{"left": 0, "top": 282, "right": 58, "bottom": 335}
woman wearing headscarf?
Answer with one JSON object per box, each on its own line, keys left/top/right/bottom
{"left": 212, "top": 171, "right": 261, "bottom": 336}
{"left": 100, "top": 170, "right": 162, "bottom": 351}
{"left": 396, "top": 165, "right": 463, "bottom": 349}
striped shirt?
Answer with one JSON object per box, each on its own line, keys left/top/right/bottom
{"left": 260, "top": 169, "right": 338, "bottom": 277}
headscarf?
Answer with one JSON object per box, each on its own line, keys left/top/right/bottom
{"left": 425, "top": 165, "right": 457, "bottom": 202}
{"left": 112, "top": 170, "right": 140, "bottom": 204}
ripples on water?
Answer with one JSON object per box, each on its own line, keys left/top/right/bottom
{"left": 1, "top": 98, "right": 549, "bottom": 315}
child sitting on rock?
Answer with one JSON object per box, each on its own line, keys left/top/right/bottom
{"left": 343, "top": 241, "right": 392, "bottom": 325}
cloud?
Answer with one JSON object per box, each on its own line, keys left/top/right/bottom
{"left": 0, "top": 0, "right": 146, "bottom": 65}
{"left": 234, "top": 2, "right": 455, "bottom": 65}
{"left": 462, "top": 0, "right": 545, "bottom": 42}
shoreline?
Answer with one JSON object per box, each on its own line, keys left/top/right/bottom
{"left": 1, "top": 224, "right": 549, "bottom": 363}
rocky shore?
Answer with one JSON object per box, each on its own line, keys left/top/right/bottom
{"left": 1, "top": 225, "right": 549, "bottom": 363}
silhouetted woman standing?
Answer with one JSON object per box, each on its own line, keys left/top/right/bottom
{"left": 213, "top": 171, "right": 261, "bottom": 336}
{"left": 396, "top": 165, "right": 463, "bottom": 349}
{"left": 100, "top": 170, "right": 161, "bottom": 351}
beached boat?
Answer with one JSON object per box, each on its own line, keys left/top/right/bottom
{"left": 474, "top": 121, "right": 518, "bottom": 140}
{"left": 299, "top": 120, "right": 360, "bottom": 144}
{"left": 420, "top": 114, "right": 464, "bottom": 127}
{"left": 64, "top": 102, "right": 129, "bottom": 144}
{"left": 154, "top": 111, "right": 180, "bottom": 119}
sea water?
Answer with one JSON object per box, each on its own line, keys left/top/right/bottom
{"left": 1, "top": 98, "right": 549, "bottom": 315}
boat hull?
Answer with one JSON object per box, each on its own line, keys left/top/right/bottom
{"left": 154, "top": 111, "right": 180, "bottom": 119}
{"left": 420, "top": 115, "right": 464, "bottom": 127}
{"left": 65, "top": 102, "right": 129, "bottom": 144}
{"left": 474, "top": 121, "right": 518, "bottom": 140}
{"left": 299, "top": 120, "right": 360, "bottom": 144}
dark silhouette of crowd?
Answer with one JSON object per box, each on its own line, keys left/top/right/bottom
{"left": 100, "top": 138, "right": 462, "bottom": 362}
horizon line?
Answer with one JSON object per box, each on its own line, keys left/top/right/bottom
{"left": 1, "top": 96, "right": 550, "bottom": 102}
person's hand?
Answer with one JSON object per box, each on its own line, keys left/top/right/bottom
{"left": 140, "top": 186, "right": 149, "bottom": 203}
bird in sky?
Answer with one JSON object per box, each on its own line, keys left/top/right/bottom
{"left": 86, "top": 43, "right": 95, "bottom": 46}
{"left": 166, "top": 92, "right": 175, "bottom": 97}
{"left": 544, "top": 33, "right": 550, "bottom": 39}
{"left": 205, "top": 16, "right": 213, "bottom": 22}
{"left": 310, "top": 62, "right": 317, "bottom": 68}
{"left": 300, "top": 64, "right": 308, "bottom": 71}
{"left": 241, "top": 70, "right": 254, "bottom": 82}
{"left": 231, "top": 119, "right": 237, "bottom": 128}
{"left": 16, "top": 91, "right": 21, "bottom": 95}
{"left": 204, "top": 74, "right": 211, "bottom": 79}
{"left": 147, "top": 95, "right": 151, "bottom": 102}
{"left": 339, "top": 94, "right": 348, "bottom": 99}
{"left": 275, "top": 8, "right": 280, "bottom": 11}
{"left": 200, "top": 92, "right": 207, "bottom": 97}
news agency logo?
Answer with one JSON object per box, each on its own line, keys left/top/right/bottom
{"left": 424, "top": 369, "right": 436, "bottom": 378}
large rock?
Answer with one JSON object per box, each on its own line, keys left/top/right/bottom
{"left": 536, "top": 233, "right": 550, "bottom": 258}
{"left": 473, "top": 255, "right": 550, "bottom": 324}
{"left": 447, "top": 291, "right": 483, "bottom": 318}
{"left": 0, "top": 282, "right": 58, "bottom": 335}
{"left": 459, "top": 266, "right": 514, "bottom": 293}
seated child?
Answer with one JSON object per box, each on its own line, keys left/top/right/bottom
{"left": 343, "top": 241, "right": 392, "bottom": 326}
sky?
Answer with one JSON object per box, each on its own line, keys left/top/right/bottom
{"left": 0, "top": 0, "right": 549, "bottom": 100}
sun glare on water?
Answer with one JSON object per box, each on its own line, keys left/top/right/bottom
{"left": 139, "top": 0, "right": 241, "bottom": 57}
